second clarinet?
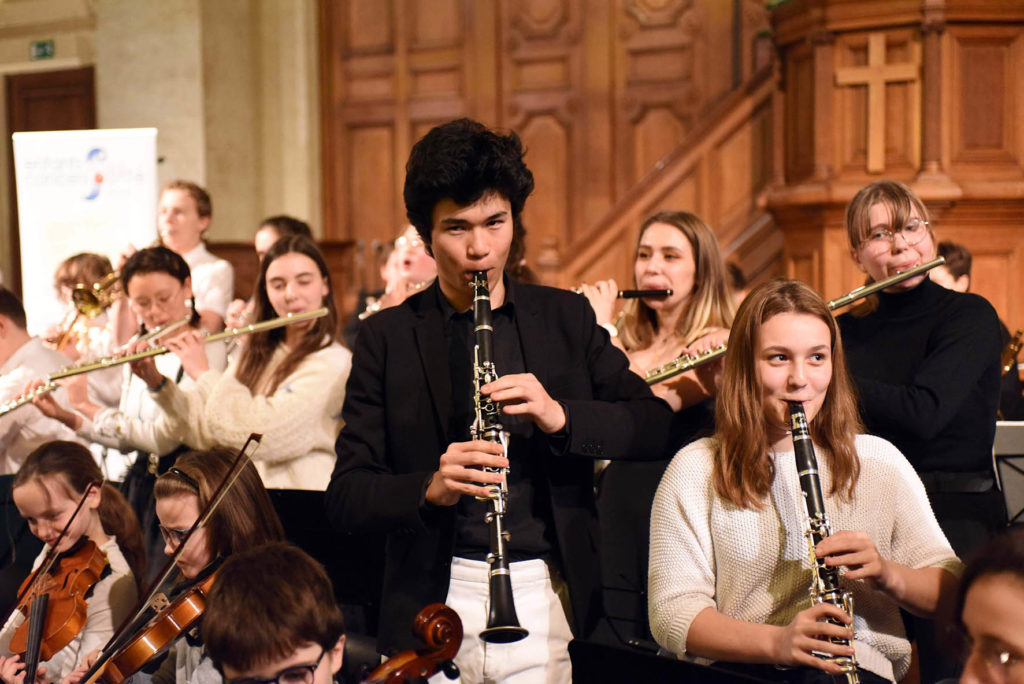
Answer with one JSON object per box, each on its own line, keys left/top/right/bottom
{"left": 470, "top": 271, "right": 529, "bottom": 644}
{"left": 788, "top": 400, "right": 859, "bottom": 683}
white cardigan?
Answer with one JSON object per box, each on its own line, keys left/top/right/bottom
{"left": 648, "top": 434, "right": 962, "bottom": 682}
{"left": 151, "top": 341, "right": 352, "bottom": 490}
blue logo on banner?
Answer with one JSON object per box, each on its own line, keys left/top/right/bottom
{"left": 84, "top": 147, "right": 106, "bottom": 200}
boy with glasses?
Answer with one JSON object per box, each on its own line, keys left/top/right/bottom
{"left": 203, "top": 542, "right": 345, "bottom": 684}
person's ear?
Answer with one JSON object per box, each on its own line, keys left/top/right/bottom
{"left": 850, "top": 247, "right": 866, "bottom": 274}
{"left": 955, "top": 274, "right": 970, "bottom": 293}
{"left": 328, "top": 635, "right": 345, "bottom": 675}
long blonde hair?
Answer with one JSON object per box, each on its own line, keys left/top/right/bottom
{"left": 619, "top": 211, "right": 735, "bottom": 350}
{"left": 713, "top": 279, "right": 862, "bottom": 509}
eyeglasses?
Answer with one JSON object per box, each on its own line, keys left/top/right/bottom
{"left": 228, "top": 648, "right": 326, "bottom": 684}
{"left": 158, "top": 524, "right": 196, "bottom": 548}
{"left": 860, "top": 218, "right": 930, "bottom": 255}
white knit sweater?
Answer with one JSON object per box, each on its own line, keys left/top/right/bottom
{"left": 648, "top": 434, "right": 962, "bottom": 682}
{"left": 151, "top": 341, "right": 352, "bottom": 490}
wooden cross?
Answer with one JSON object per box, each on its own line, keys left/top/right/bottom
{"left": 835, "top": 32, "right": 918, "bottom": 173}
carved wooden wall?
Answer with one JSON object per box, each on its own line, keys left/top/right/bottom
{"left": 768, "top": 0, "right": 1024, "bottom": 328}
{"left": 319, "top": 0, "right": 774, "bottom": 294}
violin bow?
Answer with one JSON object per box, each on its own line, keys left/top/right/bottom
{"left": 82, "top": 434, "right": 262, "bottom": 681}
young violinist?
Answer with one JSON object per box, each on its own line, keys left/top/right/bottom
{"left": 202, "top": 542, "right": 344, "bottom": 684}
{"left": 32, "top": 247, "right": 228, "bottom": 574}
{"left": 648, "top": 279, "right": 961, "bottom": 683}
{"left": 141, "top": 235, "right": 351, "bottom": 490}
{"left": 0, "top": 441, "right": 145, "bottom": 683}
{"left": 65, "top": 447, "right": 285, "bottom": 684}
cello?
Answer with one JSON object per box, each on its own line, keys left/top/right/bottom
{"left": 362, "top": 604, "right": 462, "bottom": 684}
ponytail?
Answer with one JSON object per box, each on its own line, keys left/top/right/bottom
{"left": 97, "top": 483, "right": 147, "bottom": 594}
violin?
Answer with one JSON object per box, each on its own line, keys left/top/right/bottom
{"left": 362, "top": 604, "right": 462, "bottom": 683}
{"left": 79, "top": 571, "right": 217, "bottom": 684}
{"left": 9, "top": 539, "right": 108, "bottom": 663}
{"left": 75, "top": 434, "right": 263, "bottom": 684}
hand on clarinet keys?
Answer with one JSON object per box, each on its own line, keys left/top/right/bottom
{"left": 426, "top": 440, "right": 509, "bottom": 506}
{"left": 816, "top": 530, "right": 895, "bottom": 592}
{"left": 482, "top": 373, "right": 566, "bottom": 434}
{"left": 774, "top": 603, "right": 854, "bottom": 674}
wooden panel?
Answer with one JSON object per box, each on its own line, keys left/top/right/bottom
{"left": 519, "top": 114, "right": 570, "bottom": 257}
{"left": 409, "top": 0, "right": 461, "bottom": 47}
{"left": 614, "top": 0, "right": 702, "bottom": 192}
{"left": 503, "top": 0, "right": 583, "bottom": 250}
{"left": 347, "top": 125, "right": 396, "bottom": 244}
{"left": 633, "top": 107, "right": 686, "bottom": 181}
{"left": 347, "top": 0, "right": 393, "bottom": 52}
{"left": 784, "top": 42, "right": 814, "bottom": 183}
{"left": 654, "top": 167, "right": 700, "bottom": 219}
{"left": 948, "top": 26, "right": 1022, "bottom": 170}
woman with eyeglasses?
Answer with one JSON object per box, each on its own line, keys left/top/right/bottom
{"left": 956, "top": 531, "right": 1024, "bottom": 684}
{"left": 32, "top": 247, "right": 229, "bottom": 579}
{"left": 64, "top": 447, "right": 285, "bottom": 684}
{"left": 837, "top": 179, "right": 1003, "bottom": 682}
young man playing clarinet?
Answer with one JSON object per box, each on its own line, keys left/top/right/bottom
{"left": 326, "top": 118, "right": 672, "bottom": 682}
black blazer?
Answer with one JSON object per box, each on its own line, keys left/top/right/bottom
{"left": 327, "top": 279, "right": 672, "bottom": 651}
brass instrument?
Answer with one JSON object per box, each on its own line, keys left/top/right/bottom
{"left": 0, "top": 309, "right": 326, "bottom": 418}
{"left": 72, "top": 272, "right": 121, "bottom": 318}
{"left": 788, "top": 401, "right": 859, "bottom": 683}
{"left": 469, "top": 271, "right": 528, "bottom": 644}
{"left": 50, "top": 272, "right": 122, "bottom": 350}
{"left": 645, "top": 257, "right": 947, "bottom": 385}
{"left": 1002, "top": 329, "right": 1022, "bottom": 377}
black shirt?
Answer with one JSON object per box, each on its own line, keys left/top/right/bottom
{"left": 838, "top": 278, "right": 1001, "bottom": 473}
{"left": 439, "top": 282, "right": 555, "bottom": 561}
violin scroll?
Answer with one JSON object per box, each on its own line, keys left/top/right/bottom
{"left": 363, "top": 604, "right": 462, "bottom": 683}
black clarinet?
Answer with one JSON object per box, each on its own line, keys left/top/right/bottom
{"left": 470, "top": 271, "right": 528, "bottom": 644}
{"left": 788, "top": 401, "right": 859, "bottom": 683}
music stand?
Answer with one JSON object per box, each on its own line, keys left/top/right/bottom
{"left": 994, "top": 421, "right": 1024, "bottom": 527}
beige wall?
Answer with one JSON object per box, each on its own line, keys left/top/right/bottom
{"left": 0, "top": 0, "right": 322, "bottom": 288}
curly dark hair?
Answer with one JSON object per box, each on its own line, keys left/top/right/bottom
{"left": 403, "top": 118, "right": 535, "bottom": 251}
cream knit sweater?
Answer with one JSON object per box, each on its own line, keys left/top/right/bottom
{"left": 152, "top": 341, "right": 351, "bottom": 490}
{"left": 648, "top": 434, "right": 962, "bottom": 682}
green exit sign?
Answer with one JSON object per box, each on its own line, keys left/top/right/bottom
{"left": 29, "top": 40, "right": 54, "bottom": 60}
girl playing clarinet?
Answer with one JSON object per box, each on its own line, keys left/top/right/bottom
{"left": 648, "top": 279, "right": 960, "bottom": 683}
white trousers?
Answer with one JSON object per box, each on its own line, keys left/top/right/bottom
{"left": 429, "top": 557, "right": 573, "bottom": 684}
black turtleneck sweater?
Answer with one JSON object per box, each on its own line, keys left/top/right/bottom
{"left": 837, "top": 278, "right": 1001, "bottom": 474}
